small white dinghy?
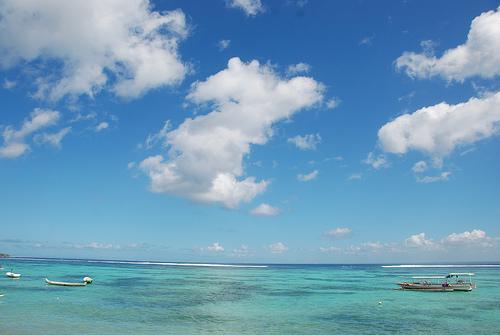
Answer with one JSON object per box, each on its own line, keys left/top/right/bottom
{"left": 45, "top": 277, "right": 93, "bottom": 287}
{"left": 6, "top": 271, "right": 21, "bottom": 279}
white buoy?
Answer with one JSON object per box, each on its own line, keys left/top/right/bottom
{"left": 378, "top": 301, "right": 383, "bottom": 305}
{"left": 83, "top": 276, "right": 93, "bottom": 284}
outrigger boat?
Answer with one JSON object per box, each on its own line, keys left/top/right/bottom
{"left": 45, "top": 277, "right": 93, "bottom": 287}
{"left": 397, "top": 273, "right": 476, "bottom": 292}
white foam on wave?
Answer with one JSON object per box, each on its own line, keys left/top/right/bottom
{"left": 13, "top": 257, "right": 267, "bottom": 268}
{"left": 382, "top": 264, "right": 500, "bottom": 268}
{"left": 86, "top": 260, "right": 268, "bottom": 268}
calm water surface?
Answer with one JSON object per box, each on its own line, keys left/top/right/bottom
{"left": 1, "top": 259, "right": 499, "bottom": 334}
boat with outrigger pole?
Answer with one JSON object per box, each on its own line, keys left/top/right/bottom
{"left": 397, "top": 273, "right": 476, "bottom": 292}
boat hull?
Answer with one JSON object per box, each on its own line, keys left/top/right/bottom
{"left": 45, "top": 278, "right": 87, "bottom": 287}
{"left": 398, "top": 282, "right": 473, "bottom": 292}
{"left": 5, "top": 272, "right": 21, "bottom": 279}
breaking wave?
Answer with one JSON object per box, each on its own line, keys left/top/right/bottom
{"left": 12, "top": 257, "right": 268, "bottom": 268}
{"left": 382, "top": 264, "right": 500, "bottom": 268}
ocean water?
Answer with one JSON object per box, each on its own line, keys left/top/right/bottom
{"left": 1, "top": 259, "right": 499, "bottom": 334}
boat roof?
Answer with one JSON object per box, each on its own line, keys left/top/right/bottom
{"left": 412, "top": 276, "right": 446, "bottom": 279}
{"left": 448, "top": 272, "right": 475, "bottom": 276}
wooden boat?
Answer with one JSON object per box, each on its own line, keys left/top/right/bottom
{"left": 397, "top": 273, "right": 475, "bottom": 292}
{"left": 45, "top": 277, "right": 93, "bottom": 287}
{"left": 5, "top": 271, "right": 21, "bottom": 279}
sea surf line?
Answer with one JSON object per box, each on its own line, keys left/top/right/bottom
{"left": 9, "top": 257, "right": 268, "bottom": 268}
{"left": 382, "top": 264, "right": 500, "bottom": 268}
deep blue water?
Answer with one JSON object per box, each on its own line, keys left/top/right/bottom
{"left": 1, "top": 258, "right": 499, "bottom": 334}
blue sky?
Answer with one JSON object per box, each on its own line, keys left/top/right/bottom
{"left": 0, "top": 0, "right": 499, "bottom": 263}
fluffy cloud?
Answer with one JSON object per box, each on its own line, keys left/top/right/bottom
{"left": 287, "top": 62, "right": 311, "bottom": 75}
{"left": 412, "top": 160, "right": 428, "bottom": 173}
{"left": 324, "top": 227, "right": 352, "bottom": 238}
{"left": 0, "top": 0, "right": 188, "bottom": 100}
{"left": 326, "top": 98, "right": 341, "bottom": 110}
{"left": 297, "top": 169, "right": 319, "bottom": 182}
{"left": 363, "top": 152, "right": 388, "bottom": 169}
{"left": 268, "top": 242, "right": 288, "bottom": 254}
{"left": 2, "top": 79, "right": 16, "bottom": 89}
{"left": 218, "top": 39, "right": 231, "bottom": 51}
{"left": 231, "top": 245, "right": 250, "bottom": 257}
{"left": 139, "top": 57, "right": 324, "bottom": 208}
{"left": 405, "top": 233, "right": 436, "bottom": 249}
{"left": 228, "top": 0, "right": 264, "bottom": 16}
{"left": 378, "top": 92, "right": 500, "bottom": 157}
{"left": 250, "top": 203, "right": 280, "bottom": 216}
{"left": 0, "top": 108, "right": 60, "bottom": 158}
{"left": 288, "top": 133, "right": 321, "bottom": 150}
{"left": 34, "top": 127, "right": 71, "bottom": 149}
{"left": 396, "top": 6, "right": 500, "bottom": 81}
{"left": 442, "top": 229, "right": 490, "bottom": 245}
{"left": 206, "top": 242, "right": 225, "bottom": 252}
{"left": 95, "top": 122, "right": 109, "bottom": 133}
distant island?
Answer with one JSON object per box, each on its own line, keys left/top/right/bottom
{"left": 0, "top": 253, "right": 10, "bottom": 258}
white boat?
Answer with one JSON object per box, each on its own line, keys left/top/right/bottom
{"left": 445, "top": 273, "right": 476, "bottom": 291}
{"left": 397, "top": 273, "right": 475, "bottom": 292}
{"left": 5, "top": 271, "right": 21, "bottom": 279}
{"left": 45, "top": 277, "right": 93, "bottom": 287}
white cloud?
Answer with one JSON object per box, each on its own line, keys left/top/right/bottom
{"left": 297, "top": 169, "right": 319, "bottom": 182}
{"left": 416, "top": 171, "right": 451, "bottom": 184}
{"left": 139, "top": 57, "right": 324, "bottom": 208}
{"left": 396, "top": 6, "right": 500, "bottom": 81}
{"left": 326, "top": 97, "right": 341, "bottom": 110}
{"left": 378, "top": 92, "right": 500, "bottom": 157}
{"left": 319, "top": 246, "right": 341, "bottom": 253}
{"left": 0, "top": 0, "right": 188, "bottom": 100}
{"left": 0, "top": 108, "right": 60, "bottom": 158}
{"left": 143, "top": 120, "right": 171, "bottom": 149}
{"left": 363, "top": 152, "right": 388, "bottom": 169}
{"left": 2, "top": 79, "right": 16, "bottom": 89}
{"left": 324, "top": 227, "right": 352, "bottom": 238}
{"left": 348, "top": 173, "right": 362, "bottom": 181}
{"left": 359, "top": 35, "right": 374, "bottom": 46}
{"left": 412, "top": 160, "right": 428, "bottom": 173}
{"left": 95, "top": 122, "right": 109, "bottom": 132}
{"left": 231, "top": 245, "right": 250, "bottom": 257}
{"left": 287, "top": 62, "right": 311, "bottom": 75}
{"left": 443, "top": 229, "right": 488, "bottom": 245}
{"left": 346, "top": 242, "right": 387, "bottom": 254}
{"left": 268, "top": 242, "right": 288, "bottom": 254}
{"left": 74, "top": 242, "right": 116, "bottom": 250}
{"left": 228, "top": 0, "right": 264, "bottom": 16}
{"left": 405, "top": 233, "right": 436, "bottom": 249}
{"left": 288, "top": 133, "right": 321, "bottom": 150}
{"left": 250, "top": 203, "right": 280, "bottom": 216}
{"left": 34, "top": 127, "right": 71, "bottom": 149}
{"left": 207, "top": 242, "right": 224, "bottom": 252}
{"left": 218, "top": 39, "right": 231, "bottom": 51}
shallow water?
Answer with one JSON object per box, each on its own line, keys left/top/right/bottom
{"left": 1, "top": 259, "right": 499, "bottom": 334}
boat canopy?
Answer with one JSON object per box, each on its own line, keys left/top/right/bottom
{"left": 412, "top": 276, "right": 446, "bottom": 279}
{"left": 447, "top": 273, "right": 474, "bottom": 276}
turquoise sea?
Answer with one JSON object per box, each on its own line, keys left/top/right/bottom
{"left": 1, "top": 258, "right": 499, "bottom": 334}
